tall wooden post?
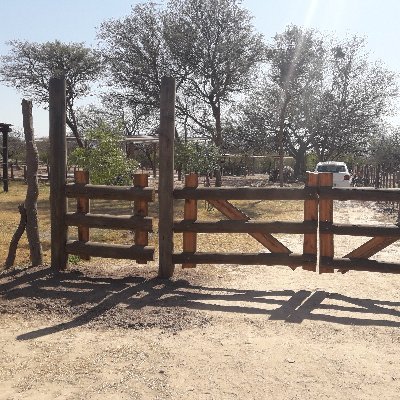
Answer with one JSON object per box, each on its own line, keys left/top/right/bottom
{"left": 303, "top": 172, "right": 318, "bottom": 271}
{"left": 182, "top": 173, "right": 198, "bottom": 269}
{"left": 134, "top": 173, "right": 149, "bottom": 264}
{"left": 1, "top": 123, "right": 12, "bottom": 192}
{"left": 158, "top": 77, "right": 176, "bottom": 278}
{"left": 75, "top": 170, "right": 90, "bottom": 260}
{"left": 49, "top": 77, "right": 68, "bottom": 270}
{"left": 319, "top": 172, "right": 334, "bottom": 273}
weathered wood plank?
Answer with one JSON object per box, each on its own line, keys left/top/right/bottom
{"left": 303, "top": 172, "right": 319, "bottom": 271}
{"left": 158, "top": 77, "right": 176, "bottom": 278}
{"left": 320, "top": 222, "right": 400, "bottom": 237}
{"left": 65, "top": 213, "right": 153, "bottom": 231}
{"left": 345, "top": 236, "right": 400, "bottom": 259}
{"left": 174, "top": 220, "right": 317, "bottom": 234}
{"left": 65, "top": 183, "right": 155, "bottom": 201}
{"left": 173, "top": 252, "right": 315, "bottom": 268}
{"left": 182, "top": 173, "right": 198, "bottom": 269}
{"left": 174, "top": 187, "right": 317, "bottom": 201}
{"left": 320, "top": 257, "right": 400, "bottom": 274}
{"left": 208, "top": 199, "right": 291, "bottom": 254}
{"left": 49, "top": 77, "right": 68, "bottom": 270}
{"left": 66, "top": 240, "right": 154, "bottom": 260}
{"left": 134, "top": 174, "right": 149, "bottom": 264}
{"left": 319, "top": 173, "right": 334, "bottom": 273}
{"left": 75, "top": 170, "right": 90, "bottom": 260}
{"left": 319, "top": 187, "right": 400, "bottom": 202}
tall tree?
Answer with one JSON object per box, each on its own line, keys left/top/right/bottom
{"left": 266, "top": 25, "right": 325, "bottom": 181}
{"left": 98, "top": 0, "right": 265, "bottom": 185}
{"left": 234, "top": 27, "right": 398, "bottom": 178}
{"left": 0, "top": 40, "right": 102, "bottom": 147}
{"left": 311, "top": 37, "right": 398, "bottom": 161}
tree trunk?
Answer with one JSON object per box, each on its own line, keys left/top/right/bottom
{"left": 293, "top": 149, "right": 306, "bottom": 178}
{"left": 278, "top": 93, "right": 290, "bottom": 187}
{"left": 211, "top": 100, "right": 223, "bottom": 187}
{"left": 22, "top": 99, "right": 43, "bottom": 266}
{"left": 4, "top": 204, "right": 27, "bottom": 269}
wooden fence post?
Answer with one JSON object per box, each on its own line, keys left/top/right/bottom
{"left": 319, "top": 172, "right": 334, "bottom": 273}
{"left": 303, "top": 172, "right": 318, "bottom": 271}
{"left": 1, "top": 126, "right": 9, "bottom": 192}
{"left": 134, "top": 173, "right": 149, "bottom": 264}
{"left": 182, "top": 173, "right": 198, "bottom": 269}
{"left": 75, "top": 170, "right": 90, "bottom": 260}
{"left": 49, "top": 77, "right": 68, "bottom": 270}
{"left": 158, "top": 77, "right": 176, "bottom": 278}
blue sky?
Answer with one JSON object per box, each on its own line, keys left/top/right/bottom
{"left": 1, "top": 0, "right": 399, "bottom": 137}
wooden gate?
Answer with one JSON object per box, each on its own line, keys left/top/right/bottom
{"left": 317, "top": 174, "right": 400, "bottom": 274}
{"left": 49, "top": 76, "right": 400, "bottom": 277}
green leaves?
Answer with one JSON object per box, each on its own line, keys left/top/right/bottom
{"left": 175, "top": 141, "right": 220, "bottom": 175}
{"left": 68, "top": 124, "right": 138, "bottom": 185}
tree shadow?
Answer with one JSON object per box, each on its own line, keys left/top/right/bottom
{"left": 1, "top": 265, "right": 400, "bottom": 341}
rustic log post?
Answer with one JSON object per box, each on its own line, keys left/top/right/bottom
{"left": 302, "top": 172, "right": 318, "bottom": 271}
{"left": 10, "top": 163, "right": 14, "bottom": 180}
{"left": 158, "top": 77, "right": 176, "bottom": 278}
{"left": 1, "top": 124, "right": 10, "bottom": 192}
{"left": 182, "top": 173, "right": 198, "bottom": 269}
{"left": 22, "top": 99, "right": 43, "bottom": 266}
{"left": 75, "top": 170, "right": 90, "bottom": 260}
{"left": 152, "top": 143, "right": 157, "bottom": 178}
{"left": 4, "top": 204, "right": 27, "bottom": 269}
{"left": 134, "top": 173, "right": 149, "bottom": 264}
{"left": 319, "top": 172, "right": 334, "bottom": 273}
{"left": 375, "top": 164, "right": 380, "bottom": 188}
{"left": 49, "top": 77, "right": 68, "bottom": 270}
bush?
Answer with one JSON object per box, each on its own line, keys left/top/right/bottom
{"left": 68, "top": 124, "right": 138, "bottom": 185}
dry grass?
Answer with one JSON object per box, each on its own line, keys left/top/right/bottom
{"left": 0, "top": 180, "right": 304, "bottom": 268}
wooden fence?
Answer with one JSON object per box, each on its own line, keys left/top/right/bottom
{"left": 170, "top": 172, "right": 400, "bottom": 275}
{"left": 49, "top": 77, "right": 154, "bottom": 269}
{"left": 49, "top": 76, "right": 400, "bottom": 278}
{"left": 353, "top": 164, "right": 400, "bottom": 189}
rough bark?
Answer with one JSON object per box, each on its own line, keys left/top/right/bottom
{"left": 4, "top": 204, "right": 27, "bottom": 269}
{"left": 22, "top": 99, "right": 43, "bottom": 266}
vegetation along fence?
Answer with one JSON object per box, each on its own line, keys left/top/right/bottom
{"left": 49, "top": 76, "right": 400, "bottom": 278}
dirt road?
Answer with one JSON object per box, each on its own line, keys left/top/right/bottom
{"left": 1, "top": 200, "right": 400, "bottom": 399}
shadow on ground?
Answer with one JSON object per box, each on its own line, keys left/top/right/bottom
{"left": 1, "top": 265, "right": 400, "bottom": 341}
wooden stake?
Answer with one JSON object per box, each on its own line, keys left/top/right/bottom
{"left": 49, "top": 77, "right": 68, "bottom": 270}
{"left": 319, "top": 172, "right": 334, "bottom": 273}
{"left": 75, "top": 170, "right": 90, "bottom": 260}
{"left": 134, "top": 173, "right": 149, "bottom": 264}
{"left": 158, "top": 77, "right": 176, "bottom": 278}
{"left": 303, "top": 172, "right": 319, "bottom": 271}
{"left": 182, "top": 173, "right": 198, "bottom": 268}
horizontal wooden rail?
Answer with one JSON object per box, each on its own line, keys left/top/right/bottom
{"left": 320, "top": 222, "right": 400, "bottom": 236}
{"left": 173, "top": 220, "right": 317, "bottom": 234}
{"left": 65, "top": 183, "right": 155, "bottom": 201}
{"left": 65, "top": 213, "right": 153, "bottom": 231}
{"left": 173, "top": 187, "right": 317, "bottom": 201}
{"left": 319, "top": 187, "right": 400, "bottom": 202}
{"left": 173, "top": 252, "right": 316, "bottom": 268}
{"left": 66, "top": 240, "right": 154, "bottom": 260}
{"left": 320, "top": 257, "right": 400, "bottom": 274}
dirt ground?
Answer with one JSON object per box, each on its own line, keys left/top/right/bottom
{"left": 1, "top": 200, "right": 400, "bottom": 400}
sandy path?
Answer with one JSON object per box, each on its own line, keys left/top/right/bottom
{"left": 1, "top": 200, "right": 400, "bottom": 400}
